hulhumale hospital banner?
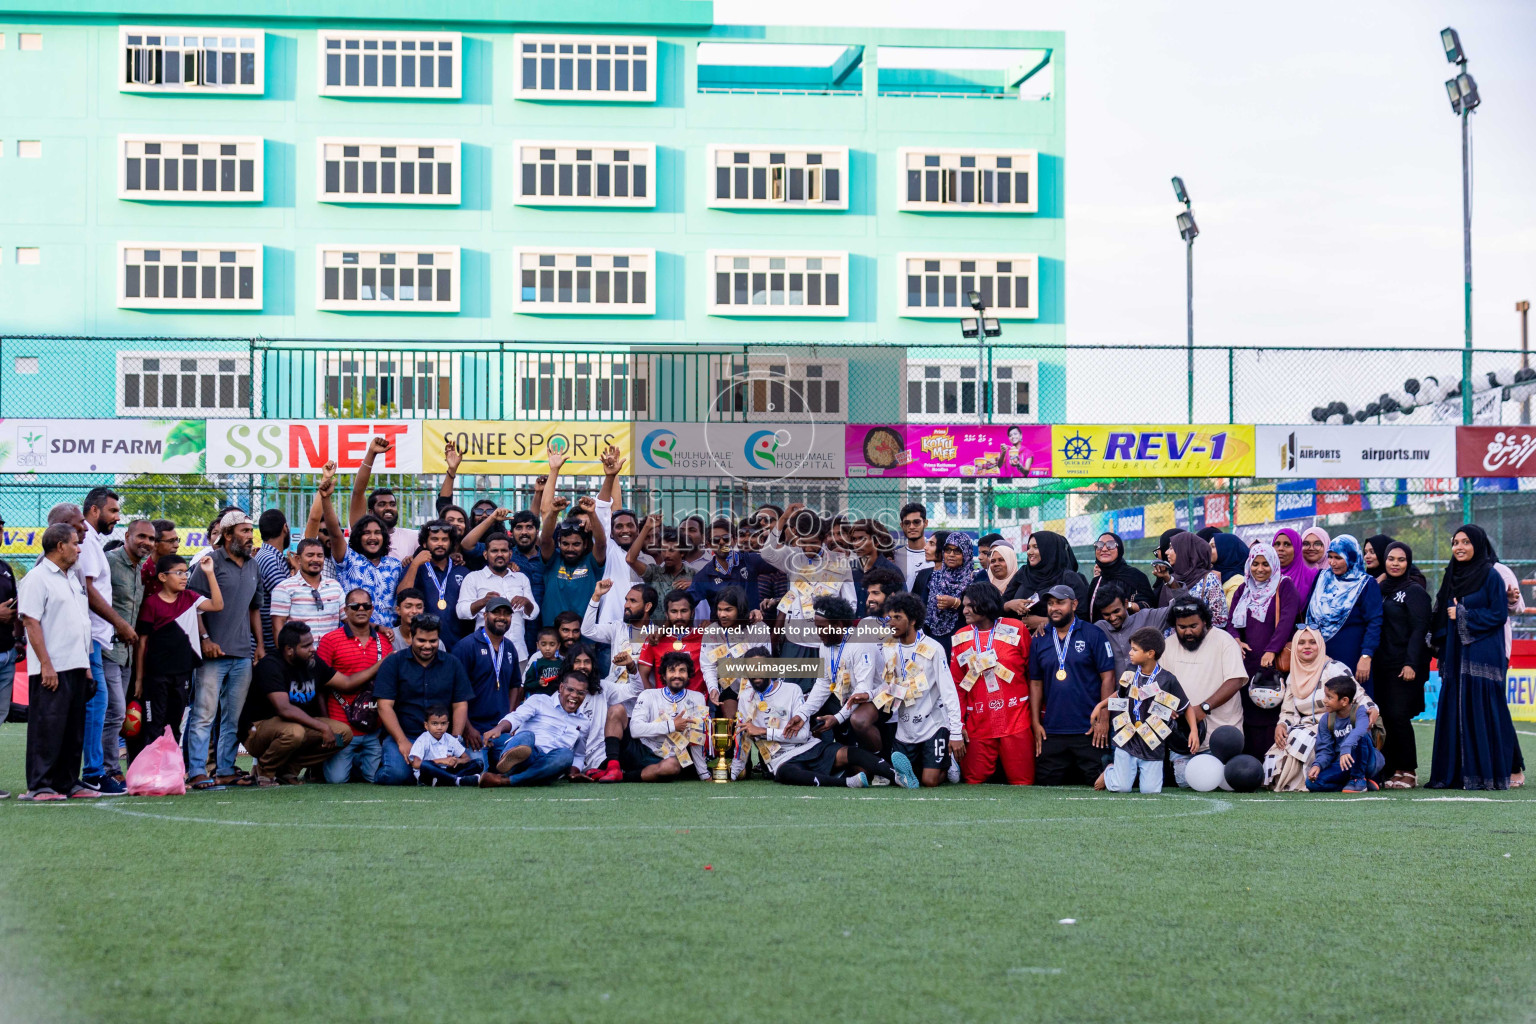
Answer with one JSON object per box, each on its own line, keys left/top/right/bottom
{"left": 1049, "top": 425, "right": 1256, "bottom": 478}
{"left": 845, "top": 425, "right": 1052, "bottom": 478}
{"left": 0, "top": 418, "right": 206, "bottom": 474}
{"left": 635, "top": 423, "right": 844, "bottom": 478}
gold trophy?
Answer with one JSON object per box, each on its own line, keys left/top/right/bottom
{"left": 709, "top": 717, "right": 733, "bottom": 784}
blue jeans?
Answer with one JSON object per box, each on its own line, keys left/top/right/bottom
{"left": 1104, "top": 747, "right": 1164, "bottom": 794}
{"left": 500, "top": 729, "right": 574, "bottom": 786}
{"left": 0, "top": 648, "right": 17, "bottom": 725}
{"left": 376, "top": 734, "right": 418, "bottom": 785}
{"left": 323, "top": 730, "right": 383, "bottom": 783}
{"left": 418, "top": 760, "right": 480, "bottom": 786}
{"left": 82, "top": 641, "right": 108, "bottom": 778}
{"left": 185, "top": 656, "right": 253, "bottom": 778}
{"left": 1306, "top": 735, "right": 1385, "bottom": 792}
{"left": 1170, "top": 751, "right": 1193, "bottom": 788}
{"left": 467, "top": 733, "right": 517, "bottom": 773}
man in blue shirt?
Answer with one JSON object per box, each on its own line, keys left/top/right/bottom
{"left": 689, "top": 518, "right": 770, "bottom": 620}
{"left": 373, "top": 613, "right": 474, "bottom": 785}
{"left": 1026, "top": 584, "right": 1115, "bottom": 785}
{"left": 450, "top": 597, "right": 523, "bottom": 771}
{"left": 399, "top": 520, "right": 470, "bottom": 648}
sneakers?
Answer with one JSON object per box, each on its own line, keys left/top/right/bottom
{"left": 19, "top": 788, "right": 65, "bottom": 802}
{"left": 0, "top": 789, "right": 9, "bottom": 800}
{"left": 495, "top": 745, "right": 533, "bottom": 774}
{"left": 592, "top": 760, "right": 624, "bottom": 783}
{"left": 845, "top": 772, "right": 869, "bottom": 789}
{"left": 478, "top": 772, "right": 510, "bottom": 788}
{"left": 77, "top": 775, "right": 103, "bottom": 793}
{"left": 68, "top": 784, "right": 103, "bottom": 799}
{"left": 94, "top": 775, "right": 128, "bottom": 796}
{"left": 1342, "top": 779, "right": 1369, "bottom": 793}
{"left": 947, "top": 757, "right": 962, "bottom": 785}
{"left": 729, "top": 757, "right": 746, "bottom": 781}
{"left": 890, "top": 752, "right": 920, "bottom": 790}
{"left": 871, "top": 775, "right": 893, "bottom": 787}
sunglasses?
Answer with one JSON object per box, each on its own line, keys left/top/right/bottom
{"left": 347, "top": 602, "right": 374, "bottom": 611}
{"left": 1094, "top": 540, "right": 1118, "bottom": 550}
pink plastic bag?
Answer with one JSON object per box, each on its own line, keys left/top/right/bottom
{"left": 125, "top": 727, "right": 188, "bottom": 796}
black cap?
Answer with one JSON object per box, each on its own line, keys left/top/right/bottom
{"left": 484, "top": 596, "right": 513, "bottom": 613}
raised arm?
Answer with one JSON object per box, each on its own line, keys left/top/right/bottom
{"left": 578, "top": 497, "right": 607, "bottom": 567}
{"left": 316, "top": 464, "right": 348, "bottom": 563}
{"left": 195, "top": 554, "right": 225, "bottom": 613}
{"left": 461, "top": 506, "right": 510, "bottom": 551}
{"left": 349, "top": 435, "right": 392, "bottom": 528}
{"left": 439, "top": 439, "right": 462, "bottom": 505}
{"left": 628, "top": 514, "right": 659, "bottom": 576}
{"left": 538, "top": 443, "right": 568, "bottom": 563}
{"left": 598, "top": 444, "right": 624, "bottom": 505}
{"left": 304, "top": 462, "right": 336, "bottom": 540}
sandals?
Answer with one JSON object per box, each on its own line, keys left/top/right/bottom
{"left": 217, "top": 767, "right": 256, "bottom": 787}
{"left": 1383, "top": 771, "right": 1417, "bottom": 789}
{"left": 187, "top": 774, "right": 225, "bottom": 791}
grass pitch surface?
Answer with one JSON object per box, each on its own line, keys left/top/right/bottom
{"left": 1, "top": 723, "right": 1534, "bottom": 1024}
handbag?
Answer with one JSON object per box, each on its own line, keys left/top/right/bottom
{"left": 342, "top": 633, "right": 384, "bottom": 733}
{"left": 1274, "top": 596, "right": 1293, "bottom": 673}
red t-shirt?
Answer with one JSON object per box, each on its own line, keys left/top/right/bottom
{"left": 316, "top": 626, "right": 395, "bottom": 728}
{"left": 949, "top": 618, "right": 1031, "bottom": 740}
{"left": 639, "top": 629, "right": 706, "bottom": 695}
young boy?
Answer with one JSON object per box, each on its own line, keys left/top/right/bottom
{"left": 131, "top": 554, "right": 224, "bottom": 765}
{"left": 522, "top": 629, "right": 564, "bottom": 698}
{"left": 409, "top": 706, "right": 505, "bottom": 787}
{"left": 1094, "top": 627, "right": 1197, "bottom": 795}
{"left": 1306, "top": 676, "right": 1384, "bottom": 793}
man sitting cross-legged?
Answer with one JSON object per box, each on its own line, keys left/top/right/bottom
{"left": 620, "top": 651, "right": 711, "bottom": 783}
{"left": 484, "top": 669, "right": 596, "bottom": 785}
{"left": 734, "top": 648, "right": 901, "bottom": 789}
{"left": 580, "top": 578, "right": 658, "bottom": 782}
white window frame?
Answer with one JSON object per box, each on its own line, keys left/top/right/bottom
{"left": 317, "top": 30, "right": 461, "bottom": 99}
{"left": 119, "top": 134, "right": 263, "bottom": 202}
{"left": 513, "top": 140, "right": 655, "bottom": 208}
{"left": 705, "top": 144, "right": 849, "bottom": 211}
{"left": 119, "top": 26, "right": 264, "bottom": 94}
{"left": 897, "top": 252, "right": 1038, "bottom": 319}
{"left": 904, "top": 359, "right": 1037, "bottom": 423}
{"left": 315, "top": 244, "right": 461, "bottom": 313}
{"left": 117, "top": 350, "right": 252, "bottom": 417}
{"left": 319, "top": 351, "right": 459, "bottom": 418}
{"left": 897, "top": 147, "right": 1038, "bottom": 213}
{"left": 707, "top": 355, "right": 848, "bottom": 423}
{"left": 316, "top": 138, "right": 460, "bottom": 205}
{"left": 512, "top": 247, "right": 655, "bottom": 316}
{"left": 707, "top": 250, "right": 848, "bottom": 318}
{"left": 513, "top": 34, "right": 656, "bottom": 103}
{"left": 118, "top": 242, "right": 262, "bottom": 311}
{"left": 506, "top": 351, "right": 651, "bottom": 420}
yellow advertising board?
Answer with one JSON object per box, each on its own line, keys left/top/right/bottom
{"left": 1142, "top": 501, "right": 1176, "bottom": 536}
{"left": 1236, "top": 488, "right": 1278, "bottom": 526}
{"left": 422, "top": 421, "right": 633, "bottom": 476}
{"left": 1049, "top": 425, "right": 1256, "bottom": 478}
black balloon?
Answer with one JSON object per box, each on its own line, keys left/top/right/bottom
{"left": 1207, "top": 724, "right": 1244, "bottom": 763}
{"left": 1224, "top": 754, "right": 1264, "bottom": 792}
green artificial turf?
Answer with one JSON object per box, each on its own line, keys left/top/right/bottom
{"left": 1, "top": 723, "right": 1534, "bottom": 1024}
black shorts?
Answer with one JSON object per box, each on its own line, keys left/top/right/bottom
{"left": 781, "top": 739, "right": 840, "bottom": 777}
{"left": 893, "top": 729, "right": 951, "bottom": 773}
{"left": 619, "top": 735, "right": 662, "bottom": 771}
{"left": 717, "top": 685, "right": 739, "bottom": 702}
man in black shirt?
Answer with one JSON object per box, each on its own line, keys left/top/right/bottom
{"left": 239, "top": 622, "right": 374, "bottom": 785}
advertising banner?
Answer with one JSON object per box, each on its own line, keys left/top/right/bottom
{"left": 0, "top": 418, "right": 205, "bottom": 474}
{"left": 1314, "top": 478, "right": 1363, "bottom": 515}
{"left": 422, "top": 421, "right": 630, "bottom": 476}
{"left": 634, "top": 423, "right": 843, "bottom": 478}
{"left": 845, "top": 424, "right": 1052, "bottom": 479}
{"left": 208, "top": 420, "right": 423, "bottom": 474}
{"left": 1235, "top": 488, "right": 1277, "bottom": 526}
{"left": 1112, "top": 506, "right": 1146, "bottom": 541}
{"left": 1203, "top": 494, "right": 1231, "bottom": 529}
{"left": 1274, "top": 479, "right": 1318, "bottom": 519}
{"left": 1049, "top": 425, "right": 1255, "bottom": 478}
{"left": 1143, "top": 501, "right": 1175, "bottom": 536}
{"left": 1505, "top": 667, "right": 1536, "bottom": 722}
{"left": 1255, "top": 424, "right": 1456, "bottom": 478}
{"left": 1457, "top": 427, "right": 1536, "bottom": 477}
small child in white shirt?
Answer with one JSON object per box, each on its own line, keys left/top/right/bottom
{"left": 409, "top": 706, "right": 487, "bottom": 788}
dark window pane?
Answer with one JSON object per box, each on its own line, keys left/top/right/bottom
{"left": 632, "top": 272, "right": 645, "bottom": 305}
{"left": 559, "top": 57, "right": 572, "bottom": 89}
{"left": 439, "top": 55, "right": 451, "bottom": 88}
{"left": 597, "top": 272, "right": 609, "bottom": 303}
{"left": 438, "top": 162, "right": 450, "bottom": 196}
{"left": 634, "top": 57, "right": 646, "bottom": 92}
{"left": 558, "top": 164, "right": 572, "bottom": 196}
{"left": 126, "top": 158, "right": 141, "bottom": 190}
{"left": 240, "top": 159, "right": 254, "bottom": 192}
{"left": 202, "top": 265, "right": 216, "bottom": 298}
{"left": 633, "top": 164, "right": 646, "bottom": 198}
{"left": 345, "top": 53, "right": 358, "bottom": 86}
{"left": 1015, "top": 172, "right": 1029, "bottom": 205}
{"left": 597, "top": 164, "right": 610, "bottom": 196}
{"left": 540, "top": 270, "right": 553, "bottom": 303}
{"left": 362, "top": 161, "right": 376, "bottom": 194}
{"left": 825, "top": 274, "right": 839, "bottom": 307}
{"left": 382, "top": 162, "right": 395, "bottom": 194}
{"left": 239, "top": 266, "right": 253, "bottom": 300}
{"left": 419, "top": 162, "right": 433, "bottom": 194}
{"left": 825, "top": 168, "right": 840, "bottom": 202}
{"left": 539, "top": 164, "right": 553, "bottom": 196}
{"left": 734, "top": 167, "right": 748, "bottom": 199}
{"left": 125, "top": 265, "right": 140, "bottom": 298}
{"left": 997, "top": 173, "right": 1010, "bottom": 204}
{"left": 420, "top": 54, "right": 434, "bottom": 88}
{"left": 436, "top": 268, "right": 450, "bottom": 302}
{"left": 363, "top": 53, "right": 376, "bottom": 87}
{"left": 734, "top": 273, "right": 747, "bottom": 305}
{"left": 558, "top": 270, "right": 572, "bottom": 303}
{"left": 577, "top": 58, "right": 590, "bottom": 91}
{"left": 615, "top": 165, "right": 628, "bottom": 198}
{"left": 1016, "top": 276, "right": 1029, "bottom": 308}
{"left": 615, "top": 59, "right": 628, "bottom": 91}
{"left": 403, "top": 52, "right": 415, "bottom": 87}
{"left": 925, "top": 275, "right": 938, "bottom": 307}
{"left": 522, "top": 56, "right": 535, "bottom": 89}
{"left": 522, "top": 163, "right": 536, "bottom": 196}
{"left": 163, "top": 265, "right": 177, "bottom": 298}
{"left": 146, "top": 159, "right": 160, "bottom": 190}
{"left": 202, "top": 159, "right": 216, "bottom": 192}
{"left": 325, "top": 267, "right": 339, "bottom": 300}
{"left": 716, "top": 167, "right": 730, "bottom": 199}
{"left": 716, "top": 272, "right": 729, "bottom": 305}
{"left": 808, "top": 275, "right": 821, "bottom": 306}
{"left": 220, "top": 265, "right": 235, "bottom": 299}
{"left": 383, "top": 54, "right": 395, "bottom": 87}
{"left": 183, "top": 266, "right": 196, "bottom": 297}
{"left": 327, "top": 52, "right": 340, "bottom": 85}
{"left": 752, "top": 167, "right": 766, "bottom": 200}
{"left": 344, "top": 162, "right": 357, "bottom": 193}
{"left": 614, "top": 273, "right": 627, "bottom": 305}
{"left": 576, "top": 270, "right": 590, "bottom": 303}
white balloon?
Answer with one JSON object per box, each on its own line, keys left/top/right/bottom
{"left": 1185, "top": 753, "right": 1226, "bottom": 792}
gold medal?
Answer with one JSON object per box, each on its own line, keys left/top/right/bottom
{"left": 437, "top": 599, "right": 448, "bottom": 610}
{"left": 1055, "top": 668, "right": 1067, "bottom": 681}
{"left": 672, "top": 639, "right": 684, "bottom": 651}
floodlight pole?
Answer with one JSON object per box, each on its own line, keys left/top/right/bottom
{"left": 1186, "top": 234, "right": 1194, "bottom": 425}
{"left": 1454, "top": 49, "right": 1474, "bottom": 523}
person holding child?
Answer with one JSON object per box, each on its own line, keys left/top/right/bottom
{"left": 1263, "top": 626, "right": 1379, "bottom": 792}
{"left": 1094, "top": 626, "right": 1200, "bottom": 794}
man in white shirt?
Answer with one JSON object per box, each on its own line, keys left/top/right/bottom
{"left": 18, "top": 524, "right": 96, "bottom": 801}
{"left": 897, "top": 502, "right": 930, "bottom": 591}
{"left": 622, "top": 651, "right": 710, "bottom": 782}
{"left": 348, "top": 435, "right": 421, "bottom": 564}
{"left": 269, "top": 538, "right": 346, "bottom": 640}
{"left": 77, "top": 490, "right": 138, "bottom": 793}
{"left": 873, "top": 592, "right": 964, "bottom": 789}
{"left": 735, "top": 648, "right": 901, "bottom": 789}
{"left": 581, "top": 579, "right": 658, "bottom": 783}
{"left": 456, "top": 535, "right": 538, "bottom": 665}
{"left": 592, "top": 444, "right": 639, "bottom": 625}
{"left": 485, "top": 670, "right": 593, "bottom": 785}
{"left": 1156, "top": 595, "right": 1249, "bottom": 788}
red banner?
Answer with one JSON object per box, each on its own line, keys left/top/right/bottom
{"left": 1315, "top": 478, "right": 1363, "bottom": 515}
{"left": 1457, "top": 427, "right": 1536, "bottom": 477}
{"left": 1203, "top": 494, "right": 1231, "bottom": 528}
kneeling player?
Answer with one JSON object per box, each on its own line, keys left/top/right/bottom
{"left": 621, "top": 651, "right": 711, "bottom": 782}
{"left": 735, "top": 649, "right": 903, "bottom": 788}
{"left": 875, "top": 593, "right": 964, "bottom": 788}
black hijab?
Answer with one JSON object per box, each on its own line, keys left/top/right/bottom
{"left": 1158, "top": 528, "right": 1184, "bottom": 557}
{"left": 1378, "top": 541, "right": 1427, "bottom": 598}
{"left": 1091, "top": 532, "right": 1155, "bottom": 607}
{"left": 1017, "top": 531, "right": 1073, "bottom": 595}
{"left": 1437, "top": 523, "right": 1494, "bottom": 608}
{"left": 1196, "top": 526, "right": 1222, "bottom": 542}
{"left": 1363, "top": 534, "right": 1396, "bottom": 575}
{"left": 1169, "top": 531, "right": 1214, "bottom": 588}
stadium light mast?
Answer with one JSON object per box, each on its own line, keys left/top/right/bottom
{"left": 962, "top": 289, "right": 1001, "bottom": 426}
{"left": 1443, "top": 27, "right": 1479, "bottom": 521}
{"left": 1173, "top": 176, "right": 1197, "bottom": 424}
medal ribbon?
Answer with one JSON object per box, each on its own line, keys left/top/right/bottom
{"left": 423, "top": 559, "right": 449, "bottom": 605}
{"left": 480, "top": 629, "right": 507, "bottom": 684}
{"left": 1051, "top": 621, "right": 1077, "bottom": 676}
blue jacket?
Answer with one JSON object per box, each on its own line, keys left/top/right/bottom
{"left": 1312, "top": 704, "right": 1372, "bottom": 770}
{"left": 450, "top": 629, "right": 521, "bottom": 733}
